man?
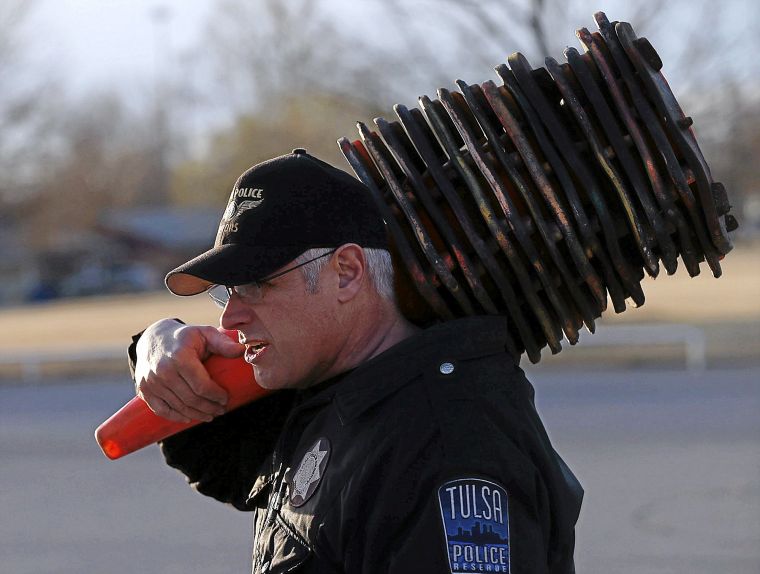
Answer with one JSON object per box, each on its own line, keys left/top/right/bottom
{"left": 130, "top": 148, "right": 583, "bottom": 573}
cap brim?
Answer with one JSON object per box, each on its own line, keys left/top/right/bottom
{"left": 165, "top": 243, "right": 303, "bottom": 296}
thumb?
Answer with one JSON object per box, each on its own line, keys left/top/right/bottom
{"left": 204, "top": 328, "right": 246, "bottom": 358}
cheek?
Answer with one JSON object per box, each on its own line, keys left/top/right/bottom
{"left": 262, "top": 292, "right": 338, "bottom": 371}
{"left": 266, "top": 308, "right": 319, "bottom": 360}
{"left": 286, "top": 313, "right": 337, "bottom": 367}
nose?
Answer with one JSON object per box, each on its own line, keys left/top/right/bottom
{"left": 219, "top": 293, "right": 253, "bottom": 330}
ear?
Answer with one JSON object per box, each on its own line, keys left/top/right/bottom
{"left": 332, "top": 244, "right": 366, "bottom": 303}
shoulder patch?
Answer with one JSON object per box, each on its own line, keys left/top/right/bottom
{"left": 437, "top": 477, "right": 510, "bottom": 573}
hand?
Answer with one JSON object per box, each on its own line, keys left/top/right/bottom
{"left": 134, "top": 319, "right": 245, "bottom": 423}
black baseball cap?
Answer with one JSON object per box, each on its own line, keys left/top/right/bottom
{"left": 165, "top": 148, "right": 388, "bottom": 296}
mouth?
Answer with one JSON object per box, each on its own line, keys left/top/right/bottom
{"left": 242, "top": 340, "right": 269, "bottom": 364}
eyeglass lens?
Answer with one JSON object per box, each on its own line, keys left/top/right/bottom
{"left": 207, "top": 249, "right": 336, "bottom": 308}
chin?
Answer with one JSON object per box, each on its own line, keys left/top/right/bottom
{"left": 254, "top": 377, "right": 279, "bottom": 391}
{"left": 253, "top": 367, "right": 289, "bottom": 391}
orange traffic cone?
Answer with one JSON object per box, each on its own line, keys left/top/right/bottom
{"left": 95, "top": 330, "right": 268, "bottom": 460}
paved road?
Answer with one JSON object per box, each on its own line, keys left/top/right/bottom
{"left": 527, "top": 365, "right": 760, "bottom": 574}
{"left": 1, "top": 367, "right": 758, "bottom": 574}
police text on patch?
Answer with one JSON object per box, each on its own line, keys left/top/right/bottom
{"left": 437, "top": 478, "right": 510, "bottom": 573}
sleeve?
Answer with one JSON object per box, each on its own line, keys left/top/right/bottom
{"left": 350, "top": 441, "right": 552, "bottom": 574}
{"left": 160, "top": 389, "right": 296, "bottom": 510}
{"left": 127, "top": 329, "right": 146, "bottom": 380}
{"left": 382, "top": 470, "right": 551, "bottom": 574}
{"left": 337, "top": 377, "right": 556, "bottom": 573}
{"left": 126, "top": 324, "right": 296, "bottom": 510}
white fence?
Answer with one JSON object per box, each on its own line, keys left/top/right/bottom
{"left": 573, "top": 323, "right": 707, "bottom": 372}
{"left": 0, "top": 347, "right": 125, "bottom": 382}
{"left": 0, "top": 323, "right": 708, "bottom": 382}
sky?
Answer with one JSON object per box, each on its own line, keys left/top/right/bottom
{"left": 28, "top": 0, "right": 215, "bottom": 94}
{"left": 25, "top": 1, "right": 759, "bottom": 87}
{"left": 25, "top": 1, "right": 391, "bottom": 96}
{"left": 22, "top": 0, "right": 392, "bottom": 133}
{"left": 18, "top": 0, "right": 760, "bottom": 135}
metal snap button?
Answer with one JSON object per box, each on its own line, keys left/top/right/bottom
{"left": 439, "top": 362, "right": 455, "bottom": 375}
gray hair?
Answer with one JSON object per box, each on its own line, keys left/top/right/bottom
{"left": 295, "top": 247, "right": 395, "bottom": 301}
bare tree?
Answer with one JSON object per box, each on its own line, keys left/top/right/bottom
{"left": 180, "top": 0, "right": 756, "bottom": 224}
{"left": 196, "top": 0, "right": 681, "bottom": 125}
{"left": 18, "top": 92, "right": 168, "bottom": 249}
{"left": 203, "top": 0, "right": 390, "bottom": 113}
{"left": 0, "top": 0, "right": 60, "bottom": 202}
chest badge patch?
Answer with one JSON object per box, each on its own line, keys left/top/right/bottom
{"left": 289, "top": 437, "right": 330, "bottom": 507}
{"left": 437, "top": 477, "right": 511, "bottom": 573}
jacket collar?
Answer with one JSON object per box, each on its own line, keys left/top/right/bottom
{"left": 326, "top": 315, "right": 512, "bottom": 425}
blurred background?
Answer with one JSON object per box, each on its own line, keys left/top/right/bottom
{"left": 0, "top": 0, "right": 758, "bottom": 573}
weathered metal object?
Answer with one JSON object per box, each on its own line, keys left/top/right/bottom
{"left": 591, "top": 13, "right": 723, "bottom": 277}
{"left": 337, "top": 11, "right": 737, "bottom": 362}
{"left": 499, "top": 59, "right": 649, "bottom": 309}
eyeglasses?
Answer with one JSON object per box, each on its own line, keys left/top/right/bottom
{"left": 207, "top": 249, "right": 336, "bottom": 308}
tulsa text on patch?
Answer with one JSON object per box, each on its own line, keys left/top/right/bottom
{"left": 438, "top": 478, "right": 511, "bottom": 573}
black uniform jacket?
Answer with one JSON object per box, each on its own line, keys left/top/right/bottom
{"left": 149, "top": 316, "right": 583, "bottom": 574}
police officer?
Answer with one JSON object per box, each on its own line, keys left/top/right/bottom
{"left": 131, "top": 149, "right": 583, "bottom": 573}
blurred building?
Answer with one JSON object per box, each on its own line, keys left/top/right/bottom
{"left": 0, "top": 211, "right": 37, "bottom": 304}
{"left": 4, "top": 207, "right": 220, "bottom": 305}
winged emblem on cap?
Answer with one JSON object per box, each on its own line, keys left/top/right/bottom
{"left": 222, "top": 198, "right": 264, "bottom": 221}
{"left": 222, "top": 202, "right": 237, "bottom": 221}
{"left": 238, "top": 199, "right": 263, "bottom": 212}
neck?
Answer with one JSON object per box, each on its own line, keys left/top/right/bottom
{"left": 365, "top": 307, "right": 421, "bottom": 361}
{"left": 330, "top": 299, "right": 420, "bottom": 378}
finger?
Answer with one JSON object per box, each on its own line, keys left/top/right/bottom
{"left": 205, "top": 328, "right": 246, "bottom": 358}
{"left": 142, "top": 377, "right": 216, "bottom": 423}
{"left": 177, "top": 356, "right": 229, "bottom": 406}
{"left": 138, "top": 388, "right": 192, "bottom": 423}
{"left": 169, "top": 370, "right": 228, "bottom": 417}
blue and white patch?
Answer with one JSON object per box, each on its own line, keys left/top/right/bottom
{"left": 437, "top": 477, "right": 510, "bottom": 573}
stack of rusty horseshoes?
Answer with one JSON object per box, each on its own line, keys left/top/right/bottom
{"left": 338, "top": 12, "right": 738, "bottom": 363}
